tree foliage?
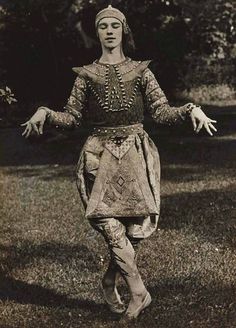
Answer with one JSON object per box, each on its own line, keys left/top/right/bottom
{"left": 0, "top": 0, "right": 235, "bottom": 107}
{"left": 0, "top": 86, "right": 17, "bottom": 105}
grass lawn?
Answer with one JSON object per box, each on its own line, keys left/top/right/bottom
{"left": 0, "top": 111, "right": 236, "bottom": 328}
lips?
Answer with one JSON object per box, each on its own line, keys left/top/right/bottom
{"left": 105, "top": 37, "right": 116, "bottom": 41}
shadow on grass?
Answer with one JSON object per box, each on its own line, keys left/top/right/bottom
{"left": 0, "top": 128, "right": 86, "bottom": 167}
{"left": 161, "top": 165, "right": 236, "bottom": 183}
{"left": 146, "top": 279, "right": 236, "bottom": 328}
{"left": 1, "top": 273, "right": 235, "bottom": 327}
{"left": 6, "top": 165, "right": 76, "bottom": 180}
{"left": 0, "top": 273, "right": 102, "bottom": 311}
{"left": 0, "top": 241, "right": 120, "bottom": 323}
{"left": 159, "top": 185, "right": 236, "bottom": 247}
{"left": 0, "top": 241, "right": 108, "bottom": 315}
{"left": 0, "top": 242, "right": 100, "bottom": 274}
{"left": 157, "top": 137, "right": 236, "bottom": 170}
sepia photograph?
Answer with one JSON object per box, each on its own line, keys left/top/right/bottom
{"left": 0, "top": 0, "right": 235, "bottom": 327}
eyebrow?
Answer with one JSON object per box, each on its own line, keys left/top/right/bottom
{"left": 98, "top": 21, "right": 121, "bottom": 27}
{"left": 98, "top": 22, "right": 107, "bottom": 27}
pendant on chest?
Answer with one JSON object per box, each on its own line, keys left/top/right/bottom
{"left": 88, "top": 65, "right": 141, "bottom": 113}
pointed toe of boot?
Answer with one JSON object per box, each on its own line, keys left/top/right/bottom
{"left": 124, "top": 291, "right": 152, "bottom": 320}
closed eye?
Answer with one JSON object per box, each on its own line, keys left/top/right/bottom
{"left": 98, "top": 22, "right": 121, "bottom": 30}
{"left": 111, "top": 22, "right": 121, "bottom": 29}
{"left": 98, "top": 23, "right": 108, "bottom": 29}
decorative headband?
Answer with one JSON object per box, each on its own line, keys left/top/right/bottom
{"left": 95, "top": 5, "right": 126, "bottom": 27}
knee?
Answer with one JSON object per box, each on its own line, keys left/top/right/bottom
{"left": 89, "top": 218, "right": 126, "bottom": 248}
{"left": 103, "top": 220, "right": 126, "bottom": 248}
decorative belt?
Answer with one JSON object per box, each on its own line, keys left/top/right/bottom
{"left": 92, "top": 123, "right": 144, "bottom": 137}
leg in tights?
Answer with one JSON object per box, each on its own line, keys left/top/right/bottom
{"left": 102, "top": 237, "right": 141, "bottom": 292}
{"left": 90, "top": 218, "right": 147, "bottom": 313}
{"left": 128, "top": 236, "right": 141, "bottom": 262}
{"left": 102, "top": 258, "right": 122, "bottom": 304}
{"left": 101, "top": 237, "right": 142, "bottom": 308}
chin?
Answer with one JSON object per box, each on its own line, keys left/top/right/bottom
{"left": 105, "top": 43, "right": 120, "bottom": 50}
{"left": 104, "top": 44, "right": 116, "bottom": 51}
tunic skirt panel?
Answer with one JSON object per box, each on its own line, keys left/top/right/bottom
{"left": 75, "top": 130, "right": 161, "bottom": 238}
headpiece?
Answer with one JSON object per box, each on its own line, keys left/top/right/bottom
{"left": 95, "top": 5, "right": 129, "bottom": 33}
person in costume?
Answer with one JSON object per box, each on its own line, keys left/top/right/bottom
{"left": 21, "top": 5, "right": 217, "bottom": 320}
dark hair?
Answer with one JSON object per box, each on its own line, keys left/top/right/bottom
{"left": 122, "top": 27, "right": 136, "bottom": 55}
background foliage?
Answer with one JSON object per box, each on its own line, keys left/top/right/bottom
{"left": 0, "top": 0, "right": 235, "bottom": 111}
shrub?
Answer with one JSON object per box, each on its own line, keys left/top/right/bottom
{"left": 0, "top": 86, "right": 17, "bottom": 105}
{"left": 175, "top": 84, "right": 236, "bottom": 104}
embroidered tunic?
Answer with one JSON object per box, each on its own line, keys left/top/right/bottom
{"left": 45, "top": 58, "right": 191, "bottom": 238}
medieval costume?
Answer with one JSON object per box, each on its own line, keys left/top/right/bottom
{"left": 31, "top": 5, "right": 201, "bottom": 318}
{"left": 44, "top": 57, "right": 192, "bottom": 238}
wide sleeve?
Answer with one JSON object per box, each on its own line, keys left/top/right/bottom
{"left": 45, "top": 75, "right": 87, "bottom": 128}
{"left": 141, "top": 68, "right": 191, "bottom": 125}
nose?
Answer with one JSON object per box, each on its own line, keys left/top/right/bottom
{"left": 106, "top": 25, "right": 113, "bottom": 35}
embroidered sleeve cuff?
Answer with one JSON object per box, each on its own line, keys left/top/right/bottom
{"left": 37, "top": 106, "right": 79, "bottom": 128}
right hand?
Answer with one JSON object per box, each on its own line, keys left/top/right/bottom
{"left": 21, "top": 108, "right": 47, "bottom": 138}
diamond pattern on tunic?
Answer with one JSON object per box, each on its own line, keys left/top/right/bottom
{"left": 117, "top": 176, "right": 125, "bottom": 187}
{"left": 102, "top": 160, "right": 140, "bottom": 207}
{"left": 103, "top": 189, "right": 118, "bottom": 207}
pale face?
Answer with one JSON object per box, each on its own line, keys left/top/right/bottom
{"left": 97, "top": 17, "right": 123, "bottom": 50}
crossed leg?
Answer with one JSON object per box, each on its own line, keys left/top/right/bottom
{"left": 102, "top": 236, "right": 141, "bottom": 295}
{"left": 90, "top": 217, "right": 147, "bottom": 314}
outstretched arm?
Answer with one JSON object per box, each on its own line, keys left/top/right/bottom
{"left": 22, "top": 76, "right": 87, "bottom": 137}
{"left": 141, "top": 68, "right": 217, "bottom": 135}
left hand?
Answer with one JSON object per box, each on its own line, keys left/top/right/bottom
{"left": 188, "top": 103, "right": 217, "bottom": 136}
{"left": 21, "top": 108, "right": 47, "bottom": 138}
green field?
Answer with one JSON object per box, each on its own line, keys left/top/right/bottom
{"left": 0, "top": 112, "right": 236, "bottom": 328}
